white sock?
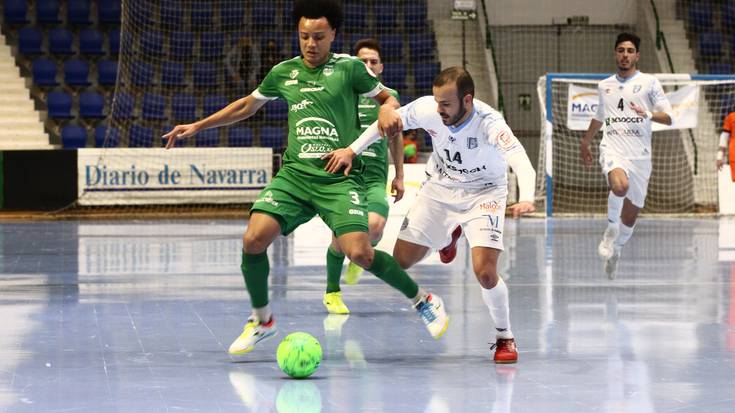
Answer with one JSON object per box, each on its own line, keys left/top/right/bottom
{"left": 607, "top": 192, "right": 624, "bottom": 226}
{"left": 253, "top": 305, "right": 272, "bottom": 324}
{"left": 481, "top": 278, "right": 512, "bottom": 338}
{"left": 614, "top": 224, "right": 635, "bottom": 249}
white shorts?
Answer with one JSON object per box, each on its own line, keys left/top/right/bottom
{"left": 599, "top": 151, "right": 652, "bottom": 208}
{"left": 398, "top": 181, "right": 507, "bottom": 251}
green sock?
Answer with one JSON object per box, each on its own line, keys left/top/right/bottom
{"left": 241, "top": 251, "right": 270, "bottom": 308}
{"left": 326, "top": 247, "right": 345, "bottom": 293}
{"left": 366, "top": 250, "right": 419, "bottom": 299}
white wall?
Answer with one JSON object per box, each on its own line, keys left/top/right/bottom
{"left": 486, "top": 0, "right": 638, "bottom": 25}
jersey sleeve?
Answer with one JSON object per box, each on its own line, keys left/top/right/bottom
{"left": 594, "top": 85, "right": 605, "bottom": 122}
{"left": 252, "top": 66, "right": 281, "bottom": 101}
{"left": 351, "top": 59, "right": 384, "bottom": 98}
{"left": 648, "top": 77, "right": 672, "bottom": 112}
{"left": 486, "top": 119, "right": 524, "bottom": 157}
{"left": 396, "top": 97, "right": 426, "bottom": 130}
{"left": 724, "top": 112, "right": 735, "bottom": 133}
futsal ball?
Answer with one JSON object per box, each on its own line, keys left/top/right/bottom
{"left": 276, "top": 332, "right": 322, "bottom": 378}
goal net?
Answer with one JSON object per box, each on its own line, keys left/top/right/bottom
{"left": 536, "top": 73, "right": 735, "bottom": 215}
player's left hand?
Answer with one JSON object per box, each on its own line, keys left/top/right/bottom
{"left": 378, "top": 106, "right": 403, "bottom": 138}
{"left": 391, "top": 176, "right": 404, "bottom": 202}
{"left": 629, "top": 101, "right": 647, "bottom": 117}
{"left": 322, "top": 148, "right": 356, "bottom": 175}
{"left": 508, "top": 201, "right": 535, "bottom": 218}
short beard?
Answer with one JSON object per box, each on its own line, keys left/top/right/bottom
{"left": 449, "top": 104, "right": 468, "bottom": 127}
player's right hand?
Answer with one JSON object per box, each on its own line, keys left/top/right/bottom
{"left": 717, "top": 159, "right": 725, "bottom": 170}
{"left": 322, "top": 148, "right": 356, "bottom": 176}
{"left": 162, "top": 123, "right": 200, "bottom": 149}
{"left": 580, "top": 141, "right": 593, "bottom": 168}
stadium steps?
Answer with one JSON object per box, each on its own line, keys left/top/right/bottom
{"left": 427, "top": 0, "right": 495, "bottom": 104}
{"left": 0, "top": 33, "right": 54, "bottom": 150}
{"left": 656, "top": 0, "right": 697, "bottom": 74}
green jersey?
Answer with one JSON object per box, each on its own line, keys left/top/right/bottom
{"left": 358, "top": 87, "right": 399, "bottom": 181}
{"left": 254, "top": 53, "right": 384, "bottom": 180}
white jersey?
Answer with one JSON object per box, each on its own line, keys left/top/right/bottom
{"left": 594, "top": 71, "right": 672, "bottom": 160}
{"left": 399, "top": 96, "right": 524, "bottom": 190}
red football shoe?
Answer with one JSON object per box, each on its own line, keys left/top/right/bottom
{"left": 438, "top": 226, "right": 462, "bottom": 264}
{"left": 492, "top": 338, "right": 518, "bottom": 364}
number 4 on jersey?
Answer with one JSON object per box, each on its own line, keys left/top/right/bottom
{"left": 617, "top": 98, "right": 624, "bottom": 111}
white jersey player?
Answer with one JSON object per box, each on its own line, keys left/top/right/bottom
{"left": 323, "top": 67, "right": 537, "bottom": 364}
{"left": 580, "top": 33, "right": 672, "bottom": 279}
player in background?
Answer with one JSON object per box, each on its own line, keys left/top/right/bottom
{"left": 580, "top": 33, "right": 672, "bottom": 279}
{"left": 323, "top": 67, "right": 536, "bottom": 363}
{"left": 322, "top": 38, "right": 405, "bottom": 315}
{"left": 163, "top": 0, "right": 449, "bottom": 355}
{"left": 717, "top": 110, "right": 735, "bottom": 182}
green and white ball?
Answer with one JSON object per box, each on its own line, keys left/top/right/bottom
{"left": 276, "top": 332, "right": 322, "bottom": 378}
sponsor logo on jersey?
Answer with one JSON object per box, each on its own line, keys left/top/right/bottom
{"left": 467, "top": 137, "right": 478, "bottom": 149}
{"left": 290, "top": 69, "right": 299, "bottom": 79}
{"left": 284, "top": 79, "right": 298, "bottom": 86}
{"left": 295, "top": 117, "right": 339, "bottom": 141}
{"left": 300, "top": 86, "right": 325, "bottom": 92}
{"left": 348, "top": 208, "right": 365, "bottom": 216}
{"left": 442, "top": 162, "right": 488, "bottom": 175}
{"left": 448, "top": 136, "right": 456, "bottom": 143}
{"left": 323, "top": 66, "right": 334, "bottom": 76}
{"left": 633, "top": 85, "right": 641, "bottom": 93}
{"left": 605, "top": 116, "right": 644, "bottom": 126}
{"left": 290, "top": 99, "right": 314, "bottom": 112}
{"left": 254, "top": 190, "right": 279, "bottom": 207}
{"left": 497, "top": 130, "right": 515, "bottom": 149}
{"left": 605, "top": 88, "right": 611, "bottom": 95}
{"left": 298, "top": 142, "right": 332, "bottom": 158}
{"left": 480, "top": 201, "right": 500, "bottom": 214}
{"left": 607, "top": 129, "right": 642, "bottom": 137}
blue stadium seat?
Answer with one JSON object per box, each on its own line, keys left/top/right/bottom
{"left": 252, "top": 0, "right": 277, "bottom": 31}
{"left": 67, "top": 0, "right": 92, "bottom": 25}
{"left": 79, "top": 92, "right": 106, "bottom": 119}
{"left": 331, "top": 35, "right": 344, "bottom": 53}
{"left": 129, "top": 4, "right": 152, "bottom": 27}
{"left": 699, "top": 32, "right": 723, "bottom": 58}
{"left": 172, "top": 94, "right": 196, "bottom": 121}
{"left": 191, "top": 3, "right": 214, "bottom": 29}
{"left": 414, "top": 61, "right": 440, "bottom": 91}
{"left": 722, "top": 2, "right": 735, "bottom": 27}
{"left": 375, "top": 7, "right": 397, "bottom": 29}
{"left": 161, "top": 61, "right": 185, "bottom": 87}
{"left": 409, "top": 34, "right": 434, "bottom": 59}
{"left": 382, "top": 62, "right": 407, "bottom": 91}
{"left": 159, "top": 0, "right": 184, "bottom": 29}
{"left": 3, "top": 0, "right": 29, "bottom": 24}
{"left": 79, "top": 29, "right": 105, "bottom": 56}
{"left": 111, "top": 92, "right": 135, "bottom": 119}
{"left": 689, "top": 3, "right": 713, "bottom": 32}
{"left": 708, "top": 62, "right": 733, "bottom": 74}
{"left": 142, "top": 93, "right": 165, "bottom": 120}
{"left": 347, "top": 33, "right": 369, "bottom": 52}
{"left": 131, "top": 60, "right": 154, "bottom": 87}
{"left": 193, "top": 63, "right": 217, "bottom": 88}
{"left": 109, "top": 28, "right": 121, "bottom": 55}
{"left": 64, "top": 59, "right": 92, "bottom": 86}
{"left": 344, "top": 1, "right": 367, "bottom": 30}
{"left": 203, "top": 96, "right": 228, "bottom": 116}
{"left": 32, "top": 58, "right": 59, "bottom": 86}
{"left": 195, "top": 129, "right": 220, "bottom": 147}
{"left": 61, "top": 125, "right": 88, "bottom": 148}
{"left": 220, "top": 2, "right": 246, "bottom": 29}
{"left": 19, "top": 28, "right": 43, "bottom": 55}
{"left": 404, "top": 2, "right": 428, "bottom": 27}
{"left": 49, "top": 28, "right": 74, "bottom": 56}
{"left": 170, "top": 32, "right": 195, "bottom": 59}
{"left": 129, "top": 125, "right": 154, "bottom": 147}
{"left": 260, "top": 126, "right": 286, "bottom": 148}
{"left": 95, "top": 125, "right": 120, "bottom": 147}
{"left": 140, "top": 93, "right": 166, "bottom": 120}
{"left": 200, "top": 32, "right": 225, "bottom": 58}
{"left": 47, "top": 91, "right": 74, "bottom": 120}
{"left": 228, "top": 126, "right": 254, "bottom": 147}
{"left": 98, "top": 60, "right": 118, "bottom": 86}
{"left": 381, "top": 34, "right": 403, "bottom": 59}
{"left": 98, "top": 0, "right": 122, "bottom": 25}
{"left": 141, "top": 31, "right": 164, "bottom": 56}
{"left": 36, "top": 0, "right": 61, "bottom": 24}
{"left": 264, "top": 99, "right": 288, "bottom": 121}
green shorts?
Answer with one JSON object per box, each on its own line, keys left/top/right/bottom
{"left": 364, "top": 176, "right": 389, "bottom": 218}
{"left": 250, "top": 167, "right": 368, "bottom": 236}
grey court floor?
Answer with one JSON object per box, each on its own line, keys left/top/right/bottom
{"left": 0, "top": 216, "right": 733, "bottom": 412}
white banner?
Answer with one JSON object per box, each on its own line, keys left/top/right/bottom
{"left": 566, "top": 83, "right": 699, "bottom": 131}
{"left": 78, "top": 147, "right": 272, "bottom": 205}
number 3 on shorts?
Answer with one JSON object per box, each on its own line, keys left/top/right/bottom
{"left": 348, "top": 191, "right": 360, "bottom": 205}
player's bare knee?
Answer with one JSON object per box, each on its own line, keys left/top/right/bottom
{"left": 242, "top": 231, "right": 269, "bottom": 254}
{"left": 476, "top": 268, "right": 500, "bottom": 289}
{"left": 368, "top": 227, "right": 383, "bottom": 244}
{"left": 611, "top": 183, "right": 628, "bottom": 197}
{"left": 345, "top": 247, "right": 373, "bottom": 268}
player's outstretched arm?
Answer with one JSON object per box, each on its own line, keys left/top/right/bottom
{"left": 373, "top": 90, "right": 403, "bottom": 138}
{"left": 388, "top": 132, "right": 405, "bottom": 201}
{"left": 163, "top": 94, "right": 267, "bottom": 149}
{"left": 580, "top": 119, "right": 603, "bottom": 168}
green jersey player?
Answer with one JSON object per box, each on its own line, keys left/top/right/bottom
{"left": 163, "top": 0, "right": 448, "bottom": 355}
{"left": 322, "top": 38, "right": 406, "bottom": 315}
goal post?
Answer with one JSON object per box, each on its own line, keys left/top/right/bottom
{"left": 537, "top": 73, "right": 735, "bottom": 216}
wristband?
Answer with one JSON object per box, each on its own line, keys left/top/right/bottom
{"left": 717, "top": 151, "right": 724, "bottom": 161}
{"left": 644, "top": 110, "right": 653, "bottom": 119}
